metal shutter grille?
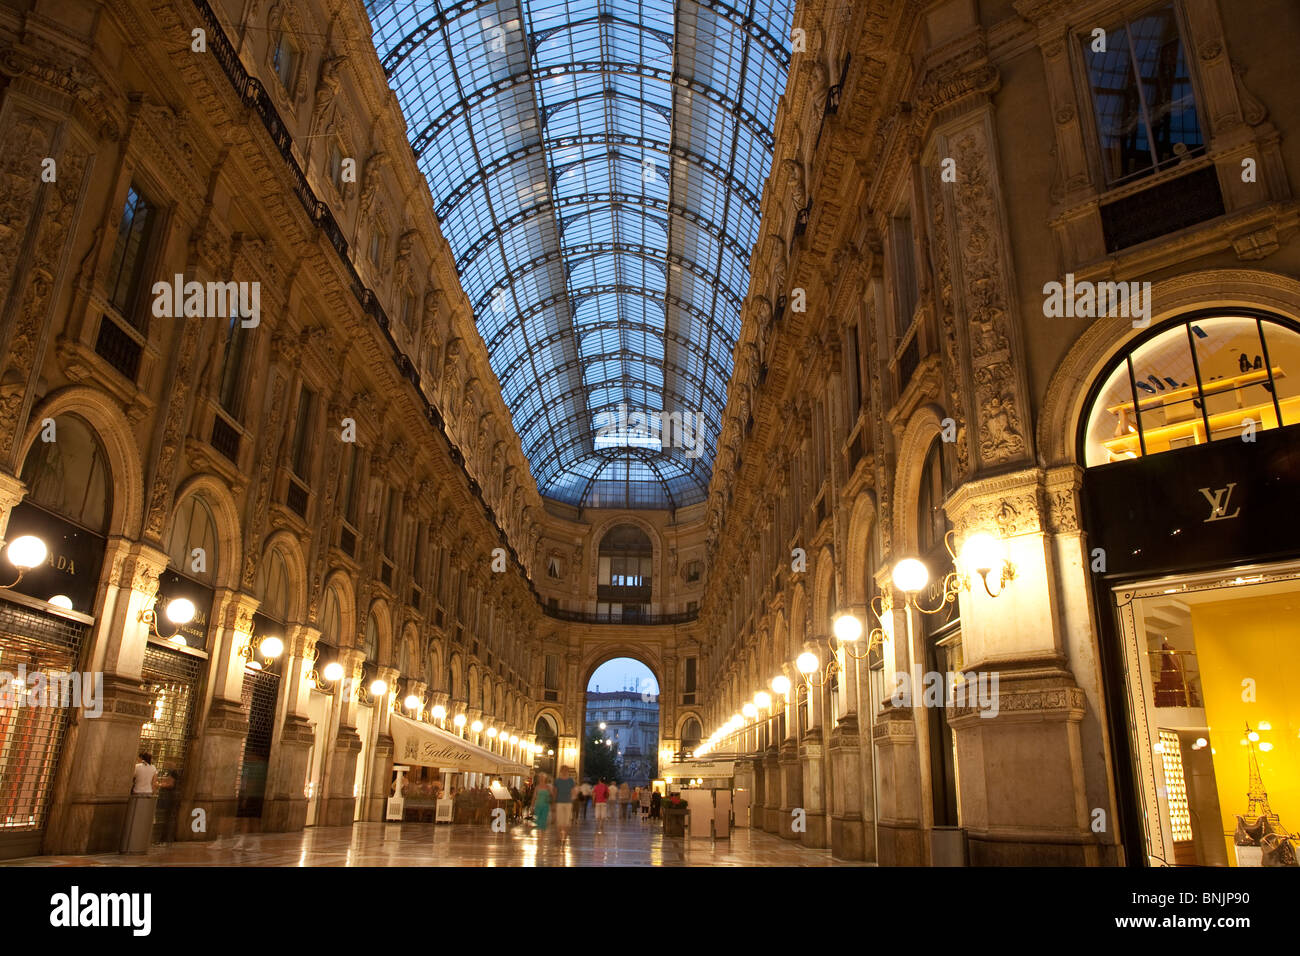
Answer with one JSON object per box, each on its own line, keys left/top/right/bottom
{"left": 0, "top": 601, "right": 87, "bottom": 832}
{"left": 139, "top": 645, "right": 204, "bottom": 842}
{"left": 235, "top": 668, "right": 280, "bottom": 817}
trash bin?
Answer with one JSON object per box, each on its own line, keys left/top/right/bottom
{"left": 120, "top": 793, "right": 157, "bottom": 854}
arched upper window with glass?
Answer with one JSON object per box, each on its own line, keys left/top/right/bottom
{"left": 167, "top": 495, "right": 218, "bottom": 585}
{"left": 260, "top": 548, "right": 291, "bottom": 623}
{"left": 1082, "top": 314, "right": 1300, "bottom": 467}
{"left": 20, "top": 415, "right": 112, "bottom": 533}
{"left": 319, "top": 587, "right": 342, "bottom": 646}
{"left": 917, "top": 437, "right": 953, "bottom": 558}
{"left": 597, "top": 524, "right": 655, "bottom": 621}
{"left": 363, "top": 614, "right": 379, "bottom": 664}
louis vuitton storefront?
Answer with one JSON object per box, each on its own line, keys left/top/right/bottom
{"left": 1081, "top": 311, "right": 1300, "bottom": 868}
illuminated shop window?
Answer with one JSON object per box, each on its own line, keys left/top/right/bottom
{"left": 1117, "top": 575, "right": 1300, "bottom": 867}
{"left": 1082, "top": 315, "right": 1300, "bottom": 467}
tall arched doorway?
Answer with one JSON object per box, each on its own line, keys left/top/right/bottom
{"left": 533, "top": 716, "right": 558, "bottom": 779}
{"left": 583, "top": 657, "right": 659, "bottom": 786}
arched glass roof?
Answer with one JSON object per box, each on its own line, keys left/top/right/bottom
{"left": 367, "top": 0, "right": 796, "bottom": 509}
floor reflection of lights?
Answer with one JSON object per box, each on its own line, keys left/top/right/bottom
{"left": 3, "top": 816, "right": 864, "bottom": 867}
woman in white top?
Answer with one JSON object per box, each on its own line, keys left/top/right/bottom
{"left": 132, "top": 752, "right": 158, "bottom": 795}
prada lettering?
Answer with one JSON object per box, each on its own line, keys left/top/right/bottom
{"left": 1200, "top": 483, "right": 1242, "bottom": 523}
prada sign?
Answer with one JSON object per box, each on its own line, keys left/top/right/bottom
{"left": 4, "top": 502, "right": 106, "bottom": 614}
{"left": 1082, "top": 423, "right": 1300, "bottom": 578}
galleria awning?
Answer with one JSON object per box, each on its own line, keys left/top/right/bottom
{"left": 390, "top": 714, "right": 527, "bottom": 775}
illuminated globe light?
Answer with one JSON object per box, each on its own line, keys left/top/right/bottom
{"left": 892, "top": 558, "right": 929, "bottom": 594}
{"left": 165, "top": 597, "right": 197, "bottom": 625}
{"left": 6, "top": 535, "right": 47, "bottom": 569}
{"left": 471, "top": 720, "right": 484, "bottom": 733}
{"left": 431, "top": 704, "right": 447, "bottom": 720}
{"left": 322, "top": 662, "right": 344, "bottom": 682}
{"left": 731, "top": 713, "right": 743, "bottom": 727}
{"left": 1248, "top": 731, "right": 1260, "bottom": 742}
{"left": 48, "top": 595, "right": 73, "bottom": 610}
{"left": 169, "top": 635, "right": 187, "bottom": 647}
{"left": 959, "top": 533, "right": 1002, "bottom": 577}
{"left": 370, "top": 679, "right": 388, "bottom": 697}
{"left": 1259, "top": 721, "right": 1272, "bottom": 731}
{"left": 754, "top": 691, "right": 772, "bottom": 711}
{"left": 404, "top": 695, "right": 421, "bottom": 710}
{"left": 771, "top": 675, "right": 791, "bottom": 697}
{"left": 487, "top": 727, "right": 498, "bottom": 738}
{"left": 796, "top": 652, "right": 819, "bottom": 674}
{"left": 509, "top": 735, "right": 519, "bottom": 745}
{"left": 832, "top": 613, "right": 863, "bottom": 643}
{"left": 259, "top": 636, "right": 284, "bottom": 659}
{"left": 1259, "top": 742, "right": 1274, "bottom": 753}
{"left": 453, "top": 713, "right": 467, "bottom": 728}
{"left": 742, "top": 703, "right": 757, "bottom": 719}
{"left": 1195, "top": 737, "right": 1208, "bottom": 749}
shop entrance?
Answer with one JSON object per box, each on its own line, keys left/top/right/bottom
{"left": 0, "top": 597, "right": 90, "bottom": 860}
{"left": 138, "top": 642, "right": 205, "bottom": 843}
{"left": 1111, "top": 567, "right": 1300, "bottom": 867}
{"left": 235, "top": 665, "right": 280, "bottom": 820}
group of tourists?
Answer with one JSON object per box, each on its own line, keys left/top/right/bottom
{"left": 527, "top": 769, "right": 663, "bottom": 840}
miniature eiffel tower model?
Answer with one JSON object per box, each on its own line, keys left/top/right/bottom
{"left": 1244, "top": 721, "right": 1283, "bottom": 831}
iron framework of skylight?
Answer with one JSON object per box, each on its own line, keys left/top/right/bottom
{"left": 368, "top": 0, "right": 795, "bottom": 509}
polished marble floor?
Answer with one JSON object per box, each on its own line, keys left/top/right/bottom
{"left": 4, "top": 813, "right": 864, "bottom": 867}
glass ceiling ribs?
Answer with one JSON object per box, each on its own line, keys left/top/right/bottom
{"left": 368, "top": 0, "right": 795, "bottom": 509}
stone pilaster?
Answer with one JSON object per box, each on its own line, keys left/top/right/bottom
{"left": 173, "top": 697, "right": 248, "bottom": 841}
{"left": 777, "top": 736, "right": 802, "bottom": 840}
{"left": 829, "top": 712, "right": 866, "bottom": 860}
{"left": 42, "top": 675, "right": 155, "bottom": 854}
{"left": 261, "top": 624, "right": 317, "bottom": 832}
{"left": 171, "top": 589, "right": 259, "bottom": 841}
{"left": 762, "top": 746, "right": 780, "bottom": 832}
{"left": 943, "top": 466, "right": 1107, "bottom": 864}
{"left": 873, "top": 703, "right": 925, "bottom": 865}
{"left": 364, "top": 665, "right": 399, "bottom": 821}
{"left": 319, "top": 648, "right": 366, "bottom": 827}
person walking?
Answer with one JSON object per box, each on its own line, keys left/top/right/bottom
{"left": 579, "top": 778, "right": 593, "bottom": 820}
{"left": 639, "top": 784, "right": 651, "bottom": 821}
{"left": 618, "top": 780, "right": 631, "bottom": 821}
{"left": 592, "top": 778, "right": 610, "bottom": 831}
{"left": 532, "top": 773, "right": 553, "bottom": 833}
{"left": 650, "top": 789, "right": 662, "bottom": 819}
{"left": 554, "top": 766, "right": 576, "bottom": 845}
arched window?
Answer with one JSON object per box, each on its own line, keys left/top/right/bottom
{"left": 363, "top": 614, "right": 379, "bottom": 663}
{"left": 681, "top": 717, "right": 702, "bottom": 753}
{"left": 261, "top": 549, "right": 291, "bottom": 622}
{"left": 916, "top": 437, "right": 952, "bottom": 558}
{"left": 597, "top": 523, "right": 654, "bottom": 622}
{"left": 167, "top": 495, "right": 218, "bottom": 585}
{"left": 20, "top": 414, "right": 111, "bottom": 533}
{"left": 319, "top": 587, "right": 342, "bottom": 646}
{"left": 1082, "top": 313, "right": 1300, "bottom": 466}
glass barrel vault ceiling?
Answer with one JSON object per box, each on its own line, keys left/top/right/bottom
{"left": 367, "top": 0, "right": 796, "bottom": 509}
